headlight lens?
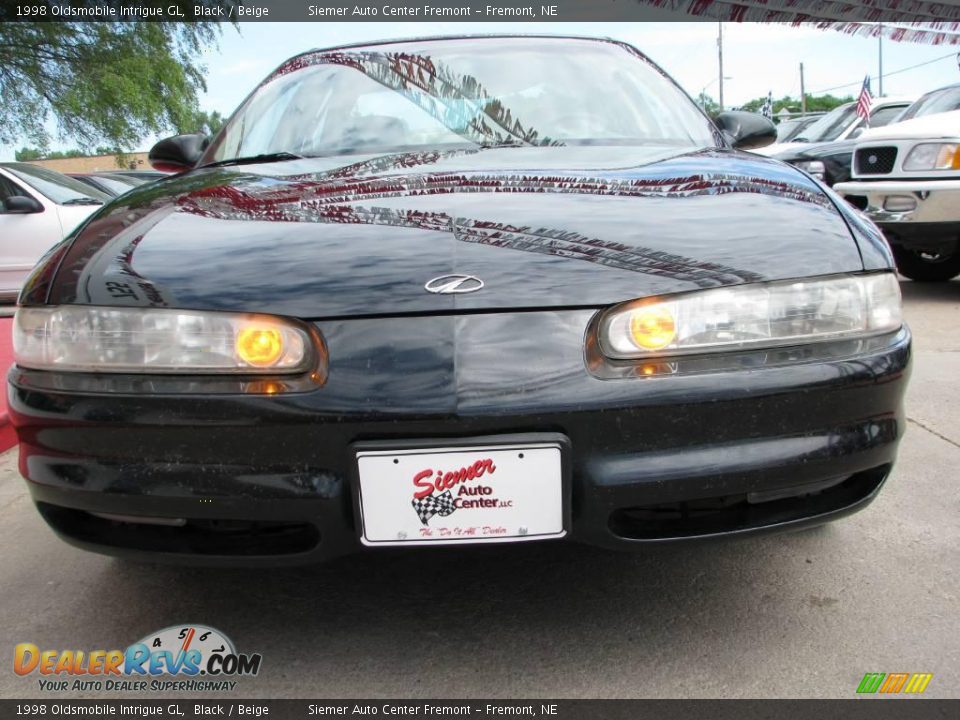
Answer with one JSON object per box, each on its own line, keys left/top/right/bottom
{"left": 14, "top": 306, "right": 314, "bottom": 374}
{"left": 903, "top": 143, "right": 960, "bottom": 171}
{"left": 599, "top": 273, "right": 902, "bottom": 360}
{"left": 794, "top": 160, "right": 826, "bottom": 179}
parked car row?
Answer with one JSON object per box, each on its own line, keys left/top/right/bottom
{"left": 835, "top": 101, "right": 960, "bottom": 281}
{"left": 68, "top": 170, "right": 166, "bottom": 196}
{"left": 0, "top": 164, "right": 165, "bottom": 302}
{"left": 753, "top": 82, "right": 960, "bottom": 282}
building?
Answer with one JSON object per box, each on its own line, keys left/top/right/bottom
{"left": 26, "top": 152, "right": 151, "bottom": 174}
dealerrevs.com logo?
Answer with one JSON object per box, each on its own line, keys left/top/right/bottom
{"left": 14, "top": 624, "right": 262, "bottom": 693}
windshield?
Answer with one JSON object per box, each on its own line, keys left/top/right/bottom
{"left": 91, "top": 175, "right": 142, "bottom": 194}
{"left": 868, "top": 104, "right": 908, "bottom": 128}
{"left": 794, "top": 103, "right": 858, "bottom": 143}
{"left": 898, "top": 86, "right": 960, "bottom": 121}
{"left": 206, "top": 38, "right": 717, "bottom": 162}
{"left": 5, "top": 164, "right": 109, "bottom": 205}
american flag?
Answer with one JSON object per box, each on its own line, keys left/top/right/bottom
{"left": 856, "top": 75, "right": 873, "bottom": 122}
{"left": 761, "top": 91, "right": 773, "bottom": 119}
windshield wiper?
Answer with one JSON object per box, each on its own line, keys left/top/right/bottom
{"left": 477, "top": 140, "right": 527, "bottom": 149}
{"left": 201, "top": 151, "right": 304, "bottom": 169}
{"left": 62, "top": 198, "right": 104, "bottom": 206}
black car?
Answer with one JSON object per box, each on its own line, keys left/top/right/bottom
{"left": 10, "top": 36, "right": 910, "bottom": 566}
{"left": 774, "top": 139, "right": 859, "bottom": 186}
{"left": 774, "top": 115, "right": 819, "bottom": 143}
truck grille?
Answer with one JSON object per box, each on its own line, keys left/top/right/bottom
{"left": 854, "top": 146, "right": 898, "bottom": 175}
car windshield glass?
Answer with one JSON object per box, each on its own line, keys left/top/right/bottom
{"left": 207, "top": 38, "right": 717, "bottom": 162}
{"left": 93, "top": 176, "right": 140, "bottom": 194}
{"left": 868, "top": 104, "right": 907, "bottom": 128}
{"left": 898, "top": 87, "right": 960, "bottom": 121}
{"left": 775, "top": 119, "right": 802, "bottom": 141}
{"left": 794, "top": 104, "right": 858, "bottom": 143}
{"left": 5, "top": 165, "right": 110, "bottom": 205}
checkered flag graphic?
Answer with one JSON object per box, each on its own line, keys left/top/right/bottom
{"left": 411, "top": 491, "right": 456, "bottom": 525}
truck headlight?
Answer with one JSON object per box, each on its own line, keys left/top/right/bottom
{"left": 14, "top": 306, "right": 316, "bottom": 374}
{"left": 598, "top": 273, "right": 902, "bottom": 360}
{"left": 902, "top": 143, "right": 960, "bottom": 171}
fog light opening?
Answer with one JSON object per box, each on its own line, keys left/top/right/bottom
{"left": 883, "top": 196, "right": 917, "bottom": 213}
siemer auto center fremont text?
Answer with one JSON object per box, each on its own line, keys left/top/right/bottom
{"left": 307, "top": 704, "right": 547, "bottom": 715}
{"left": 307, "top": 5, "right": 551, "bottom": 17}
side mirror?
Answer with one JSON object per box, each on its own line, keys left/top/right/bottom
{"left": 148, "top": 133, "right": 208, "bottom": 173}
{"left": 849, "top": 127, "right": 865, "bottom": 140}
{"left": 714, "top": 111, "right": 778, "bottom": 150}
{"left": 3, "top": 195, "right": 44, "bottom": 214}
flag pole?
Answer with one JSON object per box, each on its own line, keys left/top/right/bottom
{"left": 878, "top": 23, "right": 884, "bottom": 97}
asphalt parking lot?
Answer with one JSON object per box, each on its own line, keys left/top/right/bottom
{"left": 0, "top": 279, "right": 957, "bottom": 700}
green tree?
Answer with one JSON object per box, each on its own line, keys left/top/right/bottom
{"left": 740, "top": 93, "right": 854, "bottom": 116}
{"left": 14, "top": 147, "right": 42, "bottom": 161}
{"left": 191, "top": 109, "right": 227, "bottom": 136}
{"left": 0, "top": 10, "right": 237, "bottom": 152}
{"left": 696, "top": 93, "right": 721, "bottom": 117}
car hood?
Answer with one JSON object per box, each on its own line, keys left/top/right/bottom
{"left": 749, "top": 141, "right": 806, "bottom": 157}
{"left": 46, "top": 146, "right": 865, "bottom": 318}
{"left": 857, "top": 110, "right": 960, "bottom": 141}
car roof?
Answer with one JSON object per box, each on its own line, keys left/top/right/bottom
{"left": 872, "top": 95, "right": 915, "bottom": 106}
{"left": 304, "top": 33, "right": 617, "bottom": 55}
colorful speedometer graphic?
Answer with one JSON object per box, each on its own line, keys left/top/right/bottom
{"left": 137, "top": 624, "right": 236, "bottom": 672}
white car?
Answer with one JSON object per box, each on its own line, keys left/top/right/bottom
{"left": 0, "top": 162, "right": 108, "bottom": 301}
{"left": 753, "top": 96, "right": 914, "bottom": 157}
{"left": 834, "top": 97, "right": 960, "bottom": 282}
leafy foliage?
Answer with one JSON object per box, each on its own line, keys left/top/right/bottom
{"left": 14, "top": 145, "right": 126, "bottom": 161}
{"left": 738, "top": 94, "right": 854, "bottom": 116}
{"left": 696, "top": 93, "right": 721, "bottom": 117}
{"left": 0, "top": 15, "right": 234, "bottom": 152}
{"left": 192, "top": 109, "right": 226, "bottom": 136}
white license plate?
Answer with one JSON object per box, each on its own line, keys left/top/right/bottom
{"left": 355, "top": 442, "right": 565, "bottom": 546}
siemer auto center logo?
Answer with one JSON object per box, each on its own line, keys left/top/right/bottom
{"left": 14, "top": 625, "right": 262, "bottom": 693}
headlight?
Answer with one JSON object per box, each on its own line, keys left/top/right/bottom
{"left": 14, "top": 306, "right": 315, "bottom": 374}
{"left": 598, "top": 273, "right": 901, "bottom": 360}
{"left": 794, "top": 160, "right": 826, "bottom": 179}
{"left": 902, "top": 143, "right": 960, "bottom": 171}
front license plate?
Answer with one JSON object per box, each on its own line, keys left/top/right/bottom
{"left": 355, "top": 442, "right": 565, "bottom": 546}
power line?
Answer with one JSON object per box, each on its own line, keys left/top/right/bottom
{"left": 809, "top": 51, "right": 956, "bottom": 95}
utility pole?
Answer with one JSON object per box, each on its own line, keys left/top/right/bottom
{"left": 800, "top": 62, "right": 806, "bottom": 115}
{"left": 878, "top": 23, "right": 884, "bottom": 96}
{"left": 718, "top": 22, "right": 725, "bottom": 112}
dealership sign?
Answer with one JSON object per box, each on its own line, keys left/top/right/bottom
{"left": 13, "top": 625, "right": 261, "bottom": 692}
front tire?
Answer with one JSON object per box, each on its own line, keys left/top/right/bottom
{"left": 892, "top": 245, "right": 960, "bottom": 282}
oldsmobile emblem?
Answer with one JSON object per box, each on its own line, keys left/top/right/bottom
{"left": 424, "top": 274, "right": 485, "bottom": 294}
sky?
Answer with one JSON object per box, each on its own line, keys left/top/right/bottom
{"left": 5, "top": 21, "right": 959, "bottom": 159}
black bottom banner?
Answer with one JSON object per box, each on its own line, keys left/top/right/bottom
{"left": 2, "top": 700, "right": 956, "bottom": 720}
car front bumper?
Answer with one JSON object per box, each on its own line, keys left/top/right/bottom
{"left": 834, "top": 179, "right": 960, "bottom": 249}
{"left": 8, "top": 310, "right": 912, "bottom": 566}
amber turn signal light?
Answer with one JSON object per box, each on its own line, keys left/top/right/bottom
{"left": 628, "top": 305, "right": 677, "bottom": 351}
{"left": 236, "top": 327, "right": 284, "bottom": 367}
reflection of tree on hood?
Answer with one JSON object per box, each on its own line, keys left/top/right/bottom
{"left": 273, "top": 50, "right": 564, "bottom": 148}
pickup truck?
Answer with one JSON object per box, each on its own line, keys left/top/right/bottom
{"left": 835, "top": 109, "right": 960, "bottom": 281}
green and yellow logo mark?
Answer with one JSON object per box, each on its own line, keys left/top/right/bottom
{"left": 857, "top": 672, "right": 933, "bottom": 695}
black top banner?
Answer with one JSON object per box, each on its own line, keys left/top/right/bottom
{"left": 4, "top": 0, "right": 960, "bottom": 24}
